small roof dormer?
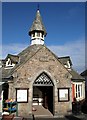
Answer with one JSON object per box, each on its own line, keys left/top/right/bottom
{"left": 5, "top": 54, "right": 19, "bottom": 69}
{"left": 59, "top": 56, "right": 72, "bottom": 70}
{"left": 29, "top": 8, "right": 47, "bottom": 45}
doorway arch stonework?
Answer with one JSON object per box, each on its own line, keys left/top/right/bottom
{"left": 29, "top": 70, "right": 58, "bottom": 116}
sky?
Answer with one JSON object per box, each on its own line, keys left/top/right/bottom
{"left": 1, "top": 2, "right": 85, "bottom": 73}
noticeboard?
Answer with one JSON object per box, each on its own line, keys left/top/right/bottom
{"left": 58, "top": 88, "right": 69, "bottom": 102}
{"left": 16, "top": 88, "right": 28, "bottom": 103}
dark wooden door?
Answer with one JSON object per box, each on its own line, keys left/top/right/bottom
{"left": 44, "top": 93, "right": 48, "bottom": 109}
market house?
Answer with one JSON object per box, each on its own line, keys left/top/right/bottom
{"left": 0, "top": 8, "right": 85, "bottom": 117}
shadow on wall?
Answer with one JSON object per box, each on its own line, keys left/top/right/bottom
{"left": 65, "top": 115, "right": 82, "bottom": 120}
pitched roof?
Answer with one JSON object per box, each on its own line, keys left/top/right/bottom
{"left": 0, "top": 67, "right": 12, "bottom": 79}
{"left": 59, "top": 57, "right": 84, "bottom": 81}
{"left": 5, "top": 54, "right": 19, "bottom": 63}
{"left": 81, "top": 69, "right": 87, "bottom": 76}
{"left": 1, "top": 44, "right": 84, "bottom": 82}
{"left": 29, "top": 9, "right": 47, "bottom": 36}
{"left": 58, "top": 56, "right": 72, "bottom": 66}
{"left": 1, "top": 45, "right": 69, "bottom": 79}
{"left": 3, "top": 45, "right": 44, "bottom": 77}
{"left": 0, "top": 59, "right": 5, "bottom": 67}
{"left": 18, "top": 44, "right": 43, "bottom": 64}
{"left": 70, "top": 69, "right": 85, "bottom": 81}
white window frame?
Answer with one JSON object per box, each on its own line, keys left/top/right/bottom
{"left": 75, "top": 83, "right": 83, "bottom": 101}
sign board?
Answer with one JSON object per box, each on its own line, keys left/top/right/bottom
{"left": 16, "top": 88, "right": 28, "bottom": 103}
{"left": 58, "top": 88, "right": 69, "bottom": 102}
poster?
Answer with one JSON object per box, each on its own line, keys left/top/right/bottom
{"left": 58, "top": 88, "right": 69, "bottom": 102}
{"left": 16, "top": 89, "right": 28, "bottom": 103}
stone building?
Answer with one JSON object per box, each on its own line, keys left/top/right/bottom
{"left": 0, "top": 9, "right": 85, "bottom": 117}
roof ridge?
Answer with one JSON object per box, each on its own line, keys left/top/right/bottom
{"left": 7, "top": 54, "right": 19, "bottom": 57}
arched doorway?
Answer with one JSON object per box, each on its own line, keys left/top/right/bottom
{"left": 33, "top": 72, "right": 54, "bottom": 115}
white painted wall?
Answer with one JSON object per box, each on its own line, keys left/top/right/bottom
{"left": 30, "top": 32, "right": 44, "bottom": 45}
{"left": 0, "top": 91, "right": 3, "bottom": 113}
{"left": 31, "top": 38, "right": 44, "bottom": 45}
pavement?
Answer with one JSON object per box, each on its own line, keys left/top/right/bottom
{"left": 0, "top": 113, "right": 87, "bottom": 120}
{"left": 33, "top": 113, "right": 87, "bottom": 120}
{"left": 0, "top": 105, "right": 87, "bottom": 120}
{"left": 31, "top": 105, "right": 87, "bottom": 120}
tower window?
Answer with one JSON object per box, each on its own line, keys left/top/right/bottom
{"left": 41, "top": 33, "right": 44, "bottom": 38}
{"left": 32, "top": 33, "right": 35, "bottom": 37}
{"left": 37, "top": 32, "right": 40, "bottom": 37}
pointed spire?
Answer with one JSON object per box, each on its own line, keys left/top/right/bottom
{"left": 29, "top": 8, "right": 47, "bottom": 45}
{"left": 29, "top": 9, "right": 47, "bottom": 36}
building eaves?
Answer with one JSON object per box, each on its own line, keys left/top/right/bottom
{"left": 70, "top": 69, "right": 85, "bottom": 81}
{"left": 2, "top": 44, "right": 82, "bottom": 82}
{"left": 58, "top": 56, "right": 72, "bottom": 66}
{"left": 81, "top": 69, "right": 87, "bottom": 76}
{"left": 0, "top": 67, "right": 12, "bottom": 79}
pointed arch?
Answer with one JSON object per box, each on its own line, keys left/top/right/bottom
{"left": 31, "top": 70, "right": 57, "bottom": 87}
{"left": 33, "top": 72, "right": 54, "bottom": 86}
{"left": 31, "top": 70, "right": 58, "bottom": 115}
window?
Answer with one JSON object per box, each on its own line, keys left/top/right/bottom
{"left": 41, "top": 33, "right": 44, "bottom": 38}
{"left": 32, "top": 33, "right": 35, "bottom": 37}
{"left": 58, "top": 88, "right": 69, "bottom": 102}
{"left": 6, "top": 58, "right": 12, "bottom": 66}
{"left": 37, "top": 32, "right": 40, "bottom": 37}
{"left": 75, "top": 84, "right": 82, "bottom": 99}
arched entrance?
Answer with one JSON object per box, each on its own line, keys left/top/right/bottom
{"left": 33, "top": 72, "right": 54, "bottom": 115}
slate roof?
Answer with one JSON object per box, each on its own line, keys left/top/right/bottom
{"left": 81, "top": 69, "right": 87, "bottom": 76}
{"left": 1, "top": 67, "right": 12, "bottom": 79}
{"left": 58, "top": 56, "right": 72, "bottom": 66}
{"left": 69, "top": 69, "right": 85, "bottom": 81}
{"left": 1, "top": 44, "right": 66, "bottom": 79}
{"left": 1, "top": 45, "right": 43, "bottom": 79}
{"left": 18, "top": 44, "right": 43, "bottom": 64}
{"left": 58, "top": 57, "right": 84, "bottom": 81}
{"left": 1, "top": 44, "right": 84, "bottom": 82}
{"left": 5, "top": 54, "right": 19, "bottom": 63}
{"left": 29, "top": 9, "right": 47, "bottom": 36}
{"left": 0, "top": 59, "right": 5, "bottom": 67}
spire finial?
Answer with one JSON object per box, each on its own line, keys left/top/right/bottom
{"left": 37, "top": 4, "right": 39, "bottom": 10}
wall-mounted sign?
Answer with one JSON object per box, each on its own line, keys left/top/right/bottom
{"left": 58, "top": 88, "right": 69, "bottom": 102}
{"left": 16, "top": 88, "right": 28, "bottom": 103}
